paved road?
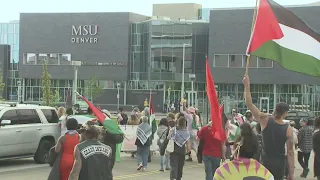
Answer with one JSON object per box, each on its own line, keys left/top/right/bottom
{"left": 0, "top": 153, "right": 316, "bottom": 180}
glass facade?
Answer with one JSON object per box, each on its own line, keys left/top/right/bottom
{"left": 0, "top": 21, "right": 20, "bottom": 100}
{"left": 23, "top": 79, "right": 126, "bottom": 102}
{"left": 216, "top": 84, "right": 320, "bottom": 116}
{"left": 198, "top": 8, "right": 213, "bottom": 21}
{"left": 130, "top": 20, "right": 208, "bottom": 90}
{"left": 213, "top": 54, "right": 273, "bottom": 68}
{"left": 23, "top": 53, "right": 71, "bottom": 65}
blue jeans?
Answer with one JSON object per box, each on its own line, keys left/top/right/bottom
{"left": 160, "top": 154, "right": 170, "bottom": 169}
{"left": 137, "top": 146, "right": 150, "bottom": 167}
{"left": 203, "top": 155, "right": 221, "bottom": 180}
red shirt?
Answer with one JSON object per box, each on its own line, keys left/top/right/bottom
{"left": 198, "top": 126, "right": 222, "bottom": 157}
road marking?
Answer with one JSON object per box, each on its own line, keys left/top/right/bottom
{"left": 114, "top": 164, "right": 202, "bottom": 179}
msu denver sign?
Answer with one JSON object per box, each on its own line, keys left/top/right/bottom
{"left": 71, "top": 25, "right": 98, "bottom": 44}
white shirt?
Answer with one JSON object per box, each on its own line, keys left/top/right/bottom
{"left": 59, "top": 115, "right": 68, "bottom": 135}
{"left": 117, "top": 113, "right": 123, "bottom": 123}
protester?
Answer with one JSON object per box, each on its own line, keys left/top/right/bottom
{"left": 313, "top": 117, "right": 320, "bottom": 180}
{"left": 135, "top": 116, "right": 152, "bottom": 171}
{"left": 232, "top": 109, "right": 244, "bottom": 126}
{"left": 161, "top": 116, "right": 190, "bottom": 180}
{"left": 117, "top": 107, "right": 128, "bottom": 125}
{"left": 298, "top": 118, "right": 314, "bottom": 177}
{"left": 243, "top": 75, "right": 294, "bottom": 180}
{"left": 167, "top": 112, "right": 175, "bottom": 121}
{"left": 57, "top": 106, "right": 65, "bottom": 119}
{"left": 100, "top": 122, "right": 124, "bottom": 170}
{"left": 59, "top": 108, "right": 74, "bottom": 135}
{"left": 255, "top": 123, "right": 263, "bottom": 162}
{"left": 181, "top": 103, "right": 199, "bottom": 162}
{"left": 198, "top": 114, "right": 226, "bottom": 180}
{"left": 213, "top": 123, "right": 275, "bottom": 180}
{"left": 157, "top": 118, "right": 170, "bottom": 171}
{"left": 128, "top": 107, "right": 141, "bottom": 125}
{"left": 55, "top": 118, "right": 80, "bottom": 180}
{"left": 144, "top": 98, "right": 149, "bottom": 107}
{"left": 68, "top": 121, "right": 112, "bottom": 180}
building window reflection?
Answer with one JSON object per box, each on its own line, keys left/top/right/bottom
{"left": 214, "top": 54, "right": 228, "bottom": 67}
{"left": 23, "top": 53, "right": 72, "bottom": 65}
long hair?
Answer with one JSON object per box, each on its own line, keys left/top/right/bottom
{"left": 57, "top": 107, "right": 65, "bottom": 118}
{"left": 233, "top": 123, "right": 258, "bottom": 159}
{"left": 177, "top": 117, "right": 187, "bottom": 130}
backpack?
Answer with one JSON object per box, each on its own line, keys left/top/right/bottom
{"left": 120, "top": 113, "right": 128, "bottom": 125}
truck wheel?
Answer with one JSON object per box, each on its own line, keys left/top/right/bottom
{"left": 34, "top": 139, "right": 54, "bottom": 164}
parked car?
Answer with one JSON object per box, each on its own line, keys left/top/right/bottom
{"left": 285, "top": 110, "right": 315, "bottom": 129}
{"left": 0, "top": 103, "right": 60, "bottom": 163}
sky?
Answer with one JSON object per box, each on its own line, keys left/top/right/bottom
{"left": 0, "top": 0, "right": 318, "bottom": 22}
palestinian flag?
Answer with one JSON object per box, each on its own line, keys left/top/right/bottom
{"left": 247, "top": 0, "right": 320, "bottom": 77}
{"left": 76, "top": 92, "right": 123, "bottom": 135}
{"left": 149, "top": 94, "right": 157, "bottom": 139}
{"left": 75, "top": 92, "right": 124, "bottom": 162}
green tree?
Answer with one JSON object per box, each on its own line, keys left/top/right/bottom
{"left": 42, "top": 60, "right": 52, "bottom": 106}
{"left": 84, "top": 74, "right": 103, "bottom": 101}
{"left": 50, "top": 88, "right": 61, "bottom": 107}
{"left": 0, "top": 73, "right": 5, "bottom": 101}
{"left": 41, "top": 60, "right": 60, "bottom": 106}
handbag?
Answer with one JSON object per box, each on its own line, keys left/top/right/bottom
{"left": 157, "top": 129, "right": 168, "bottom": 146}
{"left": 47, "top": 147, "right": 58, "bottom": 167}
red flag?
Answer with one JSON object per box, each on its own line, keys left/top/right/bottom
{"left": 149, "top": 94, "right": 154, "bottom": 115}
{"left": 77, "top": 93, "right": 106, "bottom": 123}
{"left": 206, "top": 56, "right": 226, "bottom": 142}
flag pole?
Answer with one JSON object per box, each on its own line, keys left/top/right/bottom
{"left": 245, "top": 0, "right": 259, "bottom": 76}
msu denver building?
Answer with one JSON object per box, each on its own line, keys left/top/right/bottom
{"left": 71, "top": 25, "right": 99, "bottom": 44}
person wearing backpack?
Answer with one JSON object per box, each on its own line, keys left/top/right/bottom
{"left": 117, "top": 107, "right": 128, "bottom": 125}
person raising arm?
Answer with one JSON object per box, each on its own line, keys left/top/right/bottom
{"left": 242, "top": 75, "right": 269, "bottom": 130}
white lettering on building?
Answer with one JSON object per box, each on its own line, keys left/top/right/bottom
{"left": 71, "top": 25, "right": 98, "bottom": 44}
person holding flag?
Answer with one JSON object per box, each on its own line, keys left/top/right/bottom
{"left": 74, "top": 92, "right": 124, "bottom": 172}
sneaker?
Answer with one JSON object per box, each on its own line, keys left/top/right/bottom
{"left": 142, "top": 168, "right": 147, "bottom": 171}
{"left": 159, "top": 169, "right": 164, "bottom": 172}
{"left": 137, "top": 164, "right": 143, "bottom": 171}
{"left": 166, "top": 168, "right": 171, "bottom": 170}
{"left": 301, "top": 168, "right": 309, "bottom": 178}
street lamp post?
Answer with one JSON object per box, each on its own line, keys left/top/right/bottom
{"left": 181, "top": 44, "right": 186, "bottom": 103}
{"left": 117, "top": 83, "right": 121, "bottom": 109}
{"left": 72, "top": 61, "right": 81, "bottom": 105}
{"left": 189, "top": 74, "right": 196, "bottom": 107}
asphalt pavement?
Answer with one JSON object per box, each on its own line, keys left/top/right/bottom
{"left": 0, "top": 152, "right": 316, "bottom": 180}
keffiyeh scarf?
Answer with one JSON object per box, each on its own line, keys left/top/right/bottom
{"left": 137, "top": 122, "right": 152, "bottom": 145}
{"left": 168, "top": 127, "right": 190, "bottom": 147}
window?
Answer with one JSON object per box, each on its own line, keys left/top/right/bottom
{"left": 0, "top": 110, "right": 19, "bottom": 125}
{"left": 248, "top": 56, "right": 258, "bottom": 67}
{"left": 41, "top": 109, "right": 59, "bottom": 123}
{"left": 17, "top": 109, "right": 41, "bottom": 124}
{"left": 26, "top": 53, "right": 36, "bottom": 64}
{"left": 61, "top": 54, "right": 71, "bottom": 64}
{"left": 214, "top": 55, "right": 228, "bottom": 67}
{"left": 258, "top": 57, "right": 273, "bottom": 67}
{"left": 229, "top": 55, "right": 243, "bottom": 67}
